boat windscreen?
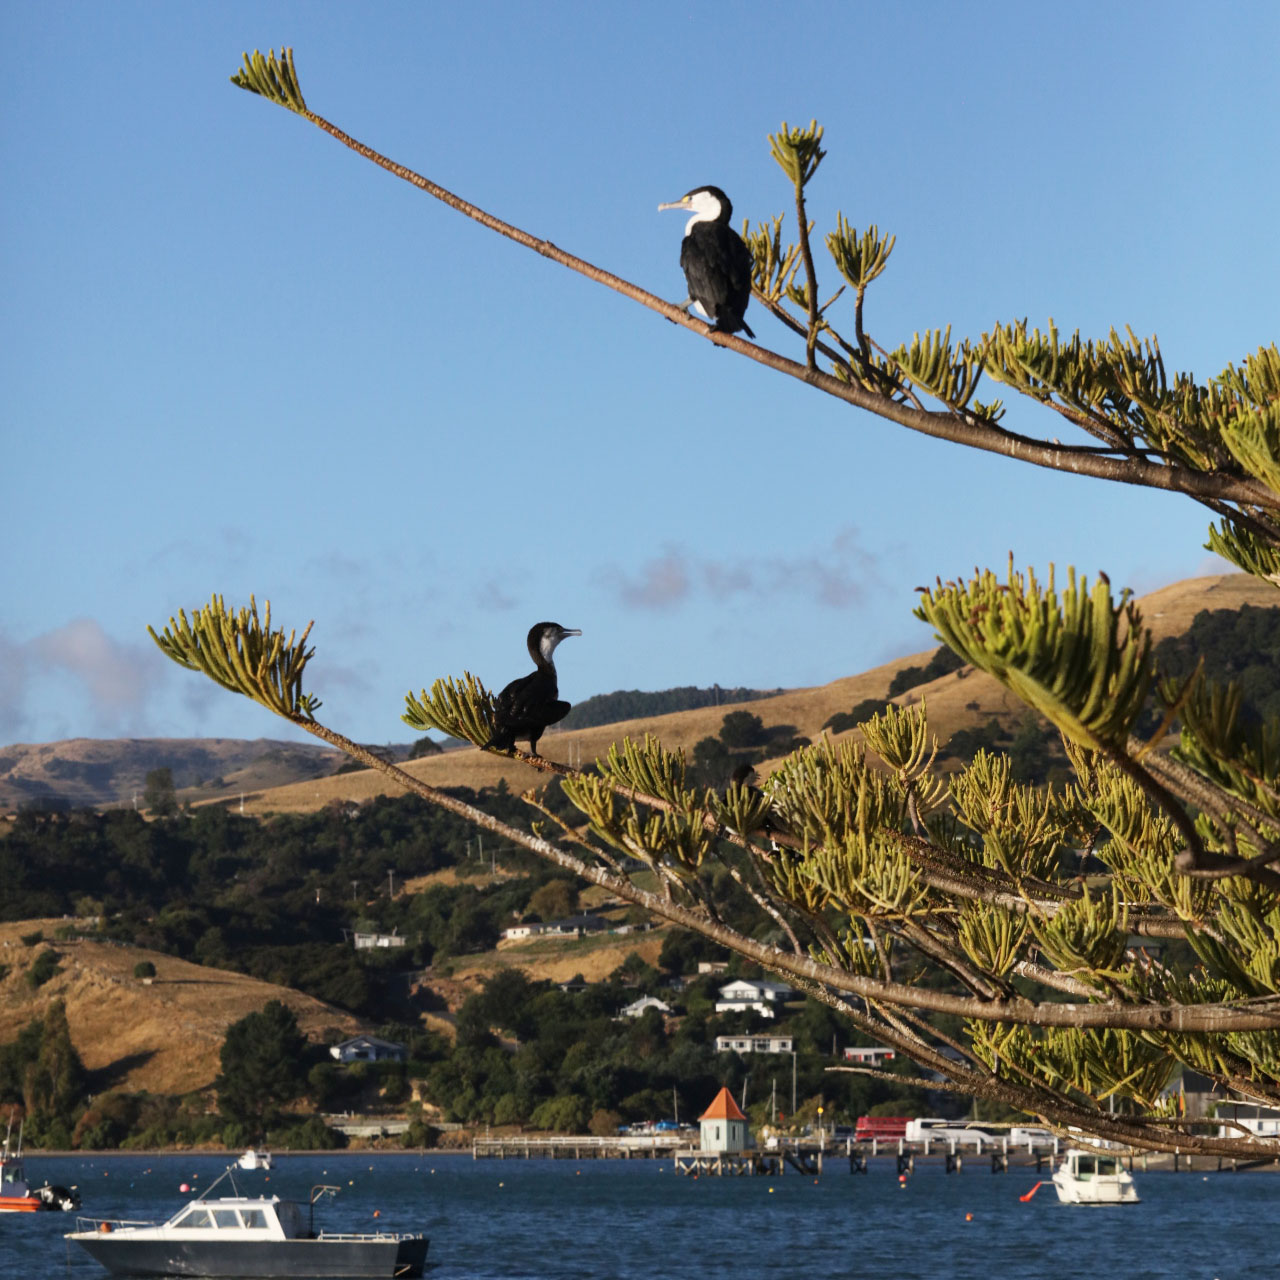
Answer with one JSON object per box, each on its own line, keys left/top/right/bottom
{"left": 172, "top": 1207, "right": 214, "bottom": 1229}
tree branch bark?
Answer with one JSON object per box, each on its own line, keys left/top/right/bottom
{"left": 286, "top": 106, "right": 1279, "bottom": 514}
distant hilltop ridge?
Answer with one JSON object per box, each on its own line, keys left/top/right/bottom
{"left": 0, "top": 737, "right": 344, "bottom": 811}
{"left": 3, "top": 574, "right": 1276, "bottom": 813}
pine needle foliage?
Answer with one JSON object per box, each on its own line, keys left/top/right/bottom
{"left": 147, "top": 595, "right": 320, "bottom": 720}
{"left": 402, "top": 674, "right": 495, "bottom": 746}
{"left": 230, "top": 47, "right": 308, "bottom": 115}
{"left": 915, "top": 560, "right": 1153, "bottom": 749}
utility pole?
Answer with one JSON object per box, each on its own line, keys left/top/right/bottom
{"left": 792, "top": 1051, "right": 797, "bottom": 1116}
{"left": 387, "top": 868, "right": 396, "bottom": 899}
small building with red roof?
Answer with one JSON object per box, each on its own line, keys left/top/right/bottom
{"left": 698, "top": 1086, "right": 749, "bottom": 1153}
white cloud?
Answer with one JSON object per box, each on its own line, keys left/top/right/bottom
{"left": 602, "top": 526, "right": 883, "bottom": 612}
{"left": 0, "top": 618, "right": 169, "bottom": 740}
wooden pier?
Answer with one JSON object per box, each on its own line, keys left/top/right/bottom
{"left": 672, "top": 1135, "right": 1061, "bottom": 1178}
{"left": 672, "top": 1149, "right": 784, "bottom": 1176}
{"left": 472, "top": 1134, "right": 682, "bottom": 1159}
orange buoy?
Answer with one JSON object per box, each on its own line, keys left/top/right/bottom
{"left": 965, "top": 1212, "right": 973, "bottom": 1221}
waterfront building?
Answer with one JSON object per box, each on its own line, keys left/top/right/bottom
{"left": 698, "top": 1088, "right": 749, "bottom": 1154}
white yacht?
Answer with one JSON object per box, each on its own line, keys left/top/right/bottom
{"left": 1051, "top": 1147, "right": 1140, "bottom": 1204}
{"left": 66, "top": 1164, "right": 428, "bottom": 1277}
{"left": 237, "top": 1149, "right": 273, "bottom": 1171}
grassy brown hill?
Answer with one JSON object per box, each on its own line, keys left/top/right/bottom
{"left": 222, "top": 573, "right": 1278, "bottom": 814}
{"left": 0, "top": 920, "right": 364, "bottom": 1096}
{"left": 0, "top": 737, "right": 344, "bottom": 811}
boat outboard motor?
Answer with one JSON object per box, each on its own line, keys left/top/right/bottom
{"left": 36, "top": 1182, "right": 80, "bottom": 1211}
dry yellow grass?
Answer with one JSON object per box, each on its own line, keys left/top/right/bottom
{"left": 446, "top": 929, "right": 669, "bottom": 987}
{"left": 0, "top": 920, "right": 365, "bottom": 1096}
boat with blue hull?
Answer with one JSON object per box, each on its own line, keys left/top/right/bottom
{"left": 66, "top": 1163, "right": 428, "bottom": 1278}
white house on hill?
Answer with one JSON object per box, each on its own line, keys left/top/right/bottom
{"left": 715, "top": 978, "right": 795, "bottom": 1019}
{"left": 619, "top": 996, "right": 672, "bottom": 1019}
{"left": 329, "top": 1035, "right": 406, "bottom": 1064}
{"left": 350, "top": 930, "right": 407, "bottom": 950}
{"left": 715, "top": 1034, "right": 794, "bottom": 1055}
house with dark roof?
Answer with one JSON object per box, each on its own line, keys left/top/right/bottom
{"left": 329, "top": 1034, "right": 406, "bottom": 1064}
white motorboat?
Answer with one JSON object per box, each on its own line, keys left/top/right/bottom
{"left": 237, "top": 1149, "right": 273, "bottom": 1171}
{"left": 1051, "top": 1147, "right": 1140, "bottom": 1204}
{"left": 66, "top": 1163, "right": 428, "bottom": 1277}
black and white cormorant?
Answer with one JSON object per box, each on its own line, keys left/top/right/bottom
{"left": 658, "top": 185, "right": 755, "bottom": 338}
{"left": 485, "top": 621, "right": 582, "bottom": 755}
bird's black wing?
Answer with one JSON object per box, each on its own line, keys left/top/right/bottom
{"left": 681, "top": 225, "right": 754, "bottom": 336}
{"left": 722, "top": 229, "right": 755, "bottom": 337}
{"left": 489, "top": 669, "right": 561, "bottom": 749}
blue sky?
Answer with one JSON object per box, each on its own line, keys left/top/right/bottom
{"left": 3, "top": 1, "right": 1278, "bottom": 749}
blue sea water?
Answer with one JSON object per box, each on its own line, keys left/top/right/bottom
{"left": 0, "top": 1152, "right": 1272, "bottom": 1280}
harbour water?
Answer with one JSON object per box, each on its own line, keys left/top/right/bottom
{"left": 1, "top": 1151, "right": 1272, "bottom": 1279}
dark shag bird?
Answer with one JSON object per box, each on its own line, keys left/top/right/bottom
{"left": 485, "top": 621, "right": 581, "bottom": 755}
{"left": 658, "top": 185, "right": 755, "bottom": 338}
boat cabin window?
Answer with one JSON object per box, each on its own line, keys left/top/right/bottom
{"left": 240, "top": 1208, "right": 269, "bottom": 1229}
{"left": 1095, "top": 1157, "right": 1121, "bottom": 1176}
{"left": 212, "top": 1209, "right": 242, "bottom": 1229}
{"left": 173, "top": 1207, "right": 214, "bottom": 1228}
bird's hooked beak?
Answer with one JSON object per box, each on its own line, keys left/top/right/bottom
{"left": 539, "top": 625, "right": 581, "bottom": 664}
{"left": 657, "top": 197, "right": 691, "bottom": 213}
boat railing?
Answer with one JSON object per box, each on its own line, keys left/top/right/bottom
{"left": 74, "top": 1216, "right": 156, "bottom": 1233}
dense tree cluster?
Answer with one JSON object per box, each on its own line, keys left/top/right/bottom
{"left": 690, "top": 711, "right": 810, "bottom": 787}
{"left": 886, "top": 646, "right": 966, "bottom": 699}
{"left": 0, "top": 789, "right": 559, "bottom": 1011}
{"left": 559, "top": 686, "right": 781, "bottom": 732}
{"left": 1152, "top": 605, "right": 1280, "bottom": 725}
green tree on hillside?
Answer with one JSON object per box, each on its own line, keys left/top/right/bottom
{"left": 23, "top": 999, "right": 86, "bottom": 1146}
{"left": 148, "top": 50, "right": 1280, "bottom": 1161}
{"left": 143, "top": 767, "right": 178, "bottom": 817}
{"left": 215, "top": 1000, "right": 308, "bottom": 1139}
